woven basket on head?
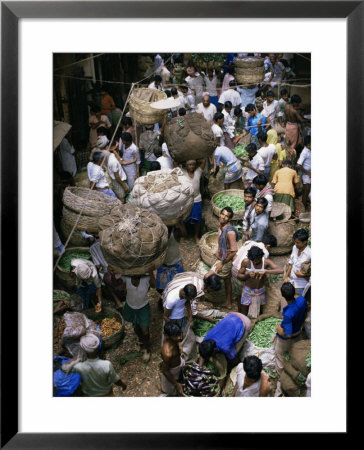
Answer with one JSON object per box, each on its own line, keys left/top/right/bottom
{"left": 82, "top": 306, "right": 125, "bottom": 350}
{"left": 55, "top": 247, "right": 91, "bottom": 290}
{"left": 235, "top": 66, "right": 265, "bottom": 84}
{"left": 234, "top": 56, "right": 264, "bottom": 69}
{"left": 211, "top": 189, "right": 245, "bottom": 220}
{"left": 62, "top": 206, "right": 102, "bottom": 233}
{"left": 129, "top": 87, "right": 167, "bottom": 125}
{"left": 199, "top": 231, "right": 243, "bottom": 267}
{"left": 60, "top": 217, "right": 87, "bottom": 247}
{"left": 63, "top": 187, "right": 121, "bottom": 216}
{"left": 99, "top": 204, "right": 168, "bottom": 275}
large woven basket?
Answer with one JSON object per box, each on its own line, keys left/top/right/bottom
{"left": 234, "top": 56, "right": 264, "bottom": 69}
{"left": 60, "top": 217, "right": 87, "bottom": 247}
{"left": 62, "top": 206, "right": 101, "bottom": 233}
{"left": 82, "top": 306, "right": 125, "bottom": 350}
{"left": 270, "top": 202, "right": 292, "bottom": 223}
{"left": 106, "top": 248, "right": 168, "bottom": 276}
{"left": 199, "top": 231, "right": 243, "bottom": 267}
{"left": 235, "top": 66, "right": 265, "bottom": 84}
{"left": 211, "top": 189, "right": 245, "bottom": 220}
{"left": 63, "top": 187, "right": 121, "bottom": 217}
{"left": 55, "top": 247, "right": 91, "bottom": 290}
{"left": 129, "top": 88, "right": 167, "bottom": 125}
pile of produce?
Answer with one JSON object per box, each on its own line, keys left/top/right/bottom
{"left": 233, "top": 144, "right": 249, "bottom": 159}
{"left": 58, "top": 252, "right": 91, "bottom": 271}
{"left": 181, "top": 364, "right": 220, "bottom": 397}
{"left": 98, "top": 317, "right": 122, "bottom": 338}
{"left": 248, "top": 317, "right": 282, "bottom": 348}
{"left": 53, "top": 317, "right": 66, "bottom": 354}
{"left": 213, "top": 193, "right": 245, "bottom": 211}
{"left": 192, "top": 318, "right": 221, "bottom": 337}
{"left": 190, "top": 53, "right": 227, "bottom": 70}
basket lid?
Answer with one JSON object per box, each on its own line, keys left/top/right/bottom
{"left": 150, "top": 97, "right": 182, "bottom": 110}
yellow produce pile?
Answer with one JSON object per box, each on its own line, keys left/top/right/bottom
{"left": 99, "top": 317, "right": 122, "bottom": 338}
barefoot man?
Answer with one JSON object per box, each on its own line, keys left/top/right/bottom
{"left": 237, "top": 245, "right": 283, "bottom": 318}
{"left": 204, "top": 206, "right": 239, "bottom": 309}
{"left": 160, "top": 322, "right": 185, "bottom": 396}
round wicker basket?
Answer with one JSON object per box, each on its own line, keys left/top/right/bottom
{"left": 235, "top": 66, "right": 265, "bottom": 84}
{"left": 234, "top": 56, "right": 264, "bottom": 69}
{"left": 60, "top": 217, "right": 87, "bottom": 247}
{"left": 211, "top": 189, "right": 245, "bottom": 220}
{"left": 129, "top": 88, "right": 167, "bottom": 125}
{"left": 199, "top": 231, "right": 243, "bottom": 267}
{"left": 82, "top": 306, "right": 125, "bottom": 350}
{"left": 106, "top": 248, "right": 168, "bottom": 276}
{"left": 62, "top": 206, "right": 100, "bottom": 233}
{"left": 270, "top": 202, "right": 292, "bottom": 223}
{"left": 63, "top": 187, "right": 121, "bottom": 217}
{"left": 55, "top": 247, "right": 91, "bottom": 290}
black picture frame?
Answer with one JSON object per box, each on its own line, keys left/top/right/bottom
{"left": 1, "top": 1, "right": 360, "bottom": 448}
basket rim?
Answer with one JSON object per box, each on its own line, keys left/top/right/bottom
{"left": 56, "top": 247, "right": 91, "bottom": 273}
{"left": 211, "top": 189, "right": 245, "bottom": 217}
{"left": 82, "top": 306, "right": 125, "bottom": 343}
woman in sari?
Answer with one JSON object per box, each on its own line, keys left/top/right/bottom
{"left": 267, "top": 129, "right": 286, "bottom": 182}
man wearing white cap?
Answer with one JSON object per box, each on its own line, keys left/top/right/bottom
{"left": 70, "top": 258, "right": 103, "bottom": 311}
{"left": 63, "top": 334, "right": 126, "bottom": 397}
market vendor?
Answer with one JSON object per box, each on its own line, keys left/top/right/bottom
{"left": 198, "top": 312, "right": 251, "bottom": 369}
{"left": 70, "top": 258, "right": 103, "bottom": 311}
{"left": 237, "top": 245, "right": 283, "bottom": 318}
{"left": 232, "top": 355, "right": 271, "bottom": 397}
{"left": 62, "top": 333, "right": 127, "bottom": 397}
{"left": 273, "top": 282, "right": 307, "bottom": 375}
{"left": 204, "top": 207, "right": 239, "bottom": 310}
{"left": 211, "top": 145, "right": 243, "bottom": 190}
{"left": 160, "top": 322, "right": 185, "bottom": 397}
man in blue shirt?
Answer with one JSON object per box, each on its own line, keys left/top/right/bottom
{"left": 198, "top": 312, "right": 251, "bottom": 368}
{"left": 274, "top": 282, "right": 307, "bottom": 375}
{"left": 242, "top": 103, "right": 268, "bottom": 148}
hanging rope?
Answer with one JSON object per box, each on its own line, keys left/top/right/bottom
{"left": 53, "top": 53, "right": 105, "bottom": 72}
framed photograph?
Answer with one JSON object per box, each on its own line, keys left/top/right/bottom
{"left": 1, "top": 1, "right": 360, "bottom": 448}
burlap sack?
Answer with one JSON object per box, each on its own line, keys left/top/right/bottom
{"left": 131, "top": 168, "right": 194, "bottom": 225}
{"left": 98, "top": 204, "right": 168, "bottom": 273}
{"left": 164, "top": 112, "right": 216, "bottom": 162}
{"left": 289, "top": 339, "right": 311, "bottom": 377}
{"left": 268, "top": 221, "right": 295, "bottom": 248}
{"left": 280, "top": 370, "right": 302, "bottom": 397}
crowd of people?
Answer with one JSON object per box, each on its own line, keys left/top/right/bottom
{"left": 54, "top": 52, "right": 311, "bottom": 398}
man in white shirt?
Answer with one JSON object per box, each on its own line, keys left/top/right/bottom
{"left": 170, "top": 87, "right": 186, "bottom": 117}
{"left": 148, "top": 74, "right": 163, "bottom": 91}
{"left": 211, "top": 112, "right": 225, "bottom": 146}
{"left": 257, "top": 130, "right": 277, "bottom": 180}
{"left": 196, "top": 94, "right": 217, "bottom": 124}
{"left": 296, "top": 135, "right": 311, "bottom": 209}
{"left": 218, "top": 79, "right": 242, "bottom": 111}
{"left": 185, "top": 66, "right": 204, "bottom": 104}
{"left": 244, "top": 143, "right": 265, "bottom": 188}
{"left": 263, "top": 90, "right": 283, "bottom": 128}
{"left": 87, "top": 151, "right": 117, "bottom": 198}
{"left": 154, "top": 143, "right": 174, "bottom": 169}
{"left": 121, "top": 269, "right": 156, "bottom": 362}
{"left": 107, "top": 141, "right": 129, "bottom": 201}
{"left": 180, "top": 85, "right": 196, "bottom": 114}
{"left": 221, "top": 101, "right": 236, "bottom": 149}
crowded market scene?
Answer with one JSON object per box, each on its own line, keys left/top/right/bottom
{"left": 53, "top": 52, "right": 311, "bottom": 398}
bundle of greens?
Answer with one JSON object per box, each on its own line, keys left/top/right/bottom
{"left": 248, "top": 317, "right": 282, "bottom": 348}
{"left": 58, "top": 252, "right": 91, "bottom": 271}
{"left": 213, "top": 194, "right": 245, "bottom": 211}
{"left": 233, "top": 145, "right": 249, "bottom": 159}
{"left": 192, "top": 318, "right": 221, "bottom": 337}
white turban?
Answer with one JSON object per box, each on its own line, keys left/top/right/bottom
{"left": 73, "top": 261, "right": 93, "bottom": 280}
{"left": 96, "top": 135, "right": 109, "bottom": 149}
{"left": 80, "top": 334, "right": 100, "bottom": 353}
{"left": 186, "top": 160, "right": 197, "bottom": 165}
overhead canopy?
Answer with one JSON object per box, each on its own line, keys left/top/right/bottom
{"left": 53, "top": 120, "right": 72, "bottom": 150}
{"left": 150, "top": 97, "right": 183, "bottom": 110}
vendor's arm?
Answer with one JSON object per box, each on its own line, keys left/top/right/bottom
{"left": 284, "top": 263, "right": 293, "bottom": 282}
{"left": 296, "top": 163, "right": 311, "bottom": 177}
{"left": 195, "top": 313, "right": 216, "bottom": 324}
{"left": 148, "top": 268, "right": 156, "bottom": 289}
{"left": 237, "top": 259, "right": 252, "bottom": 281}
{"left": 259, "top": 371, "right": 271, "bottom": 397}
{"left": 163, "top": 307, "right": 173, "bottom": 323}
{"left": 254, "top": 258, "right": 284, "bottom": 279}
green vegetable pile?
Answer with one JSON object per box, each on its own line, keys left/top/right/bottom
{"left": 205, "top": 361, "right": 221, "bottom": 377}
{"left": 181, "top": 364, "right": 220, "bottom": 397}
{"left": 248, "top": 317, "right": 282, "bottom": 348}
{"left": 192, "top": 318, "right": 221, "bottom": 337}
{"left": 191, "top": 53, "right": 227, "bottom": 64}
{"left": 213, "top": 194, "right": 245, "bottom": 211}
{"left": 306, "top": 351, "right": 311, "bottom": 368}
{"left": 264, "top": 368, "right": 277, "bottom": 379}
{"left": 53, "top": 292, "right": 70, "bottom": 301}
{"left": 58, "top": 252, "right": 91, "bottom": 271}
{"left": 233, "top": 145, "right": 249, "bottom": 159}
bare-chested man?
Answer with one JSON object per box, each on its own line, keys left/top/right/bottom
{"left": 237, "top": 245, "right": 283, "bottom": 318}
{"left": 160, "top": 322, "right": 185, "bottom": 396}
{"left": 284, "top": 94, "right": 304, "bottom": 156}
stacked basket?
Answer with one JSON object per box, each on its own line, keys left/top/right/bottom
{"left": 234, "top": 56, "right": 265, "bottom": 84}
{"left": 129, "top": 88, "right": 167, "bottom": 125}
